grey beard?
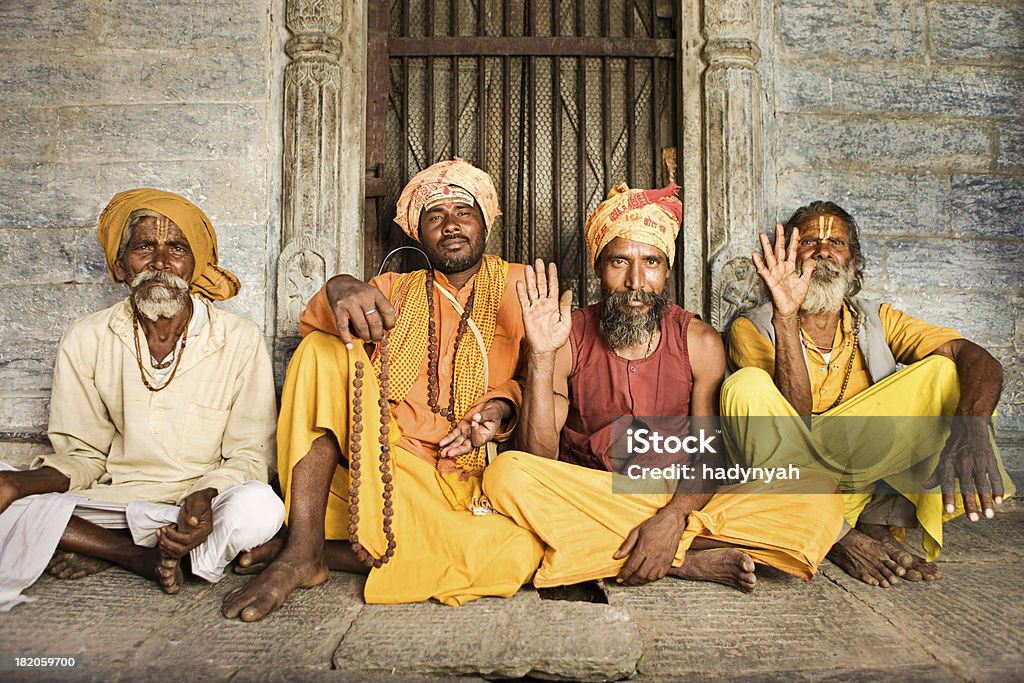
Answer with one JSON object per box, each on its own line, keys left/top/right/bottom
{"left": 130, "top": 271, "right": 190, "bottom": 320}
{"left": 600, "top": 289, "right": 668, "bottom": 350}
{"left": 800, "top": 259, "right": 854, "bottom": 314}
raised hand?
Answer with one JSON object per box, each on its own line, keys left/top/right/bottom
{"left": 515, "top": 259, "right": 573, "bottom": 355}
{"left": 752, "top": 223, "right": 814, "bottom": 320}
{"left": 324, "top": 274, "right": 397, "bottom": 347}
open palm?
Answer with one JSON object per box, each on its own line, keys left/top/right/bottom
{"left": 516, "top": 259, "right": 572, "bottom": 355}
{"left": 752, "top": 223, "right": 814, "bottom": 319}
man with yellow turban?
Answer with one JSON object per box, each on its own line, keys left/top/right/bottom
{"left": 0, "top": 189, "right": 281, "bottom": 610}
{"left": 223, "top": 159, "right": 543, "bottom": 621}
{"left": 482, "top": 184, "right": 844, "bottom": 591}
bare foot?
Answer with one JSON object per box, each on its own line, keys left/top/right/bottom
{"left": 46, "top": 551, "right": 113, "bottom": 580}
{"left": 222, "top": 553, "right": 329, "bottom": 622}
{"left": 156, "top": 556, "right": 184, "bottom": 594}
{"left": 234, "top": 534, "right": 286, "bottom": 575}
{"left": 857, "top": 522, "right": 940, "bottom": 581}
{"left": 827, "top": 528, "right": 908, "bottom": 587}
{"left": 668, "top": 548, "right": 757, "bottom": 592}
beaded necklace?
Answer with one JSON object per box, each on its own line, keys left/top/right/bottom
{"left": 424, "top": 269, "right": 477, "bottom": 427}
{"left": 802, "top": 307, "right": 861, "bottom": 415}
{"left": 132, "top": 305, "right": 193, "bottom": 393}
{"left": 347, "top": 336, "right": 397, "bottom": 568}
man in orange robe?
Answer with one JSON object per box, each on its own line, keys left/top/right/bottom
{"left": 223, "top": 159, "right": 542, "bottom": 620}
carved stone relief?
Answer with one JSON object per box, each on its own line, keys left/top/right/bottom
{"left": 701, "top": 0, "right": 765, "bottom": 329}
{"left": 711, "top": 255, "right": 765, "bottom": 329}
{"left": 277, "top": 0, "right": 366, "bottom": 339}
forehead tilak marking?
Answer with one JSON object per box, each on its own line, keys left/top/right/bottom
{"left": 153, "top": 215, "right": 172, "bottom": 244}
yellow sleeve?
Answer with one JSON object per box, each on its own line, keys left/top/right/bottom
{"left": 726, "top": 316, "right": 777, "bottom": 375}
{"left": 880, "top": 303, "right": 963, "bottom": 365}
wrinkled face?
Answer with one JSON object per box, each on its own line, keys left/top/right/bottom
{"left": 418, "top": 200, "right": 487, "bottom": 274}
{"left": 795, "top": 215, "right": 856, "bottom": 314}
{"left": 114, "top": 216, "right": 194, "bottom": 320}
{"left": 796, "top": 215, "right": 852, "bottom": 273}
{"left": 597, "top": 237, "right": 670, "bottom": 349}
{"left": 115, "top": 215, "right": 195, "bottom": 284}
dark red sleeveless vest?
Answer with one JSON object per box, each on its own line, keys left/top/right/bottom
{"left": 560, "top": 303, "right": 696, "bottom": 472}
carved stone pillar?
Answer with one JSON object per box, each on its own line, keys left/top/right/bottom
{"left": 700, "top": 0, "right": 766, "bottom": 329}
{"left": 276, "top": 0, "right": 367, "bottom": 370}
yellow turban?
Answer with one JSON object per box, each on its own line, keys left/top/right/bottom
{"left": 584, "top": 183, "right": 683, "bottom": 268}
{"left": 97, "top": 188, "right": 240, "bottom": 301}
{"left": 394, "top": 158, "right": 501, "bottom": 241}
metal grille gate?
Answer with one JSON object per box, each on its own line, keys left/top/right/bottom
{"left": 364, "top": 0, "right": 680, "bottom": 305}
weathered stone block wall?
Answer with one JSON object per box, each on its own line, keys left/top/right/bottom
{"left": 768, "top": 0, "right": 1024, "bottom": 430}
{"left": 0, "top": 1, "right": 283, "bottom": 439}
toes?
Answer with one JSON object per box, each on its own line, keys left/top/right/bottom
{"left": 234, "top": 562, "right": 267, "bottom": 576}
{"left": 222, "top": 588, "right": 255, "bottom": 618}
{"left": 889, "top": 547, "right": 915, "bottom": 569}
{"left": 881, "top": 557, "right": 906, "bottom": 577}
{"left": 903, "top": 569, "right": 924, "bottom": 582}
{"left": 240, "top": 594, "right": 280, "bottom": 622}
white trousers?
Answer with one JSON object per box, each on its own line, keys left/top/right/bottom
{"left": 0, "top": 465, "right": 284, "bottom": 612}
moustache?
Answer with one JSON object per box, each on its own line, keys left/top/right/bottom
{"left": 607, "top": 290, "right": 661, "bottom": 306}
{"left": 130, "top": 270, "right": 189, "bottom": 292}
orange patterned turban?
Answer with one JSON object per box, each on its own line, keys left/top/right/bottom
{"left": 97, "top": 188, "right": 240, "bottom": 301}
{"left": 584, "top": 183, "right": 683, "bottom": 268}
{"left": 394, "top": 158, "right": 501, "bottom": 241}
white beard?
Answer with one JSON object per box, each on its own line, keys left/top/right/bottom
{"left": 130, "top": 271, "right": 189, "bottom": 320}
{"left": 800, "top": 259, "right": 854, "bottom": 314}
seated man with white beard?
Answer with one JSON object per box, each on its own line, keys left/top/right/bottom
{"left": 723, "top": 200, "right": 1014, "bottom": 588}
{"left": 0, "top": 189, "right": 282, "bottom": 610}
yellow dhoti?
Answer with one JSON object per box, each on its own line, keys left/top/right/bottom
{"left": 483, "top": 451, "right": 843, "bottom": 585}
{"left": 721, "top": 356, "right": 1015, "bottom": 561}
{"left": 278, "top": 331, "right": 543, "bottom": 606}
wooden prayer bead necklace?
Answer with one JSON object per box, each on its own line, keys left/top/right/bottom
{"left": 804, "top": 307, "right": 861, "bottom": 415}
{"left": 348, "top": 335, "right": 397, "bottom": 568}
{"left": 132, "top": 305, "right": 192, "bottom": 392}
{"left": 425, "top": 269, "right": 476, "bottom": 427}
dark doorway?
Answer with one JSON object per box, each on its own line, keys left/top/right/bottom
{"left": 365, "top": 0, "right": 680, "bottom": 305}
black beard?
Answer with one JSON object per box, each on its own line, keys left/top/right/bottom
{"left": 599, "top": 289, "right": 668, "bottom": 350}
{"left": 423, "top": 233, "right": 486, "bottom": 274}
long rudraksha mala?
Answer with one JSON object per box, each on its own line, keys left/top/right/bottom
{"left": 347, "top": 335, "right": 397, "bottom": 568}
{"left": 424, "top": 269, "right": 476, "bottom": 428}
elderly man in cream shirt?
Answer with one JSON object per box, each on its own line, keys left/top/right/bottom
{"left": 0, "top": 189, "right": 283, "bottom": 610}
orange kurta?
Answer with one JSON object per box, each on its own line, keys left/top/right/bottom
{"left": 280, "top": 263, "right": 544, "bottom": 606}
{"left": 299, "top": 266, "right": 528, "bottom": 464}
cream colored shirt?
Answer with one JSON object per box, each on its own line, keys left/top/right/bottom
{"left": 33, "top": 296, "right": 277, "bottom": 504}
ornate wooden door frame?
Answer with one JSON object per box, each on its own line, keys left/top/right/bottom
{"left": 274, "top": 0, "right": 767, "bottom": 366}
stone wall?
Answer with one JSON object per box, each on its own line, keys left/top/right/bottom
{"left": 767, "top": 0, "right": 1024, "bottom": 430}
{"left": 0, "top": 0, "right": 284, "bottom": 442}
